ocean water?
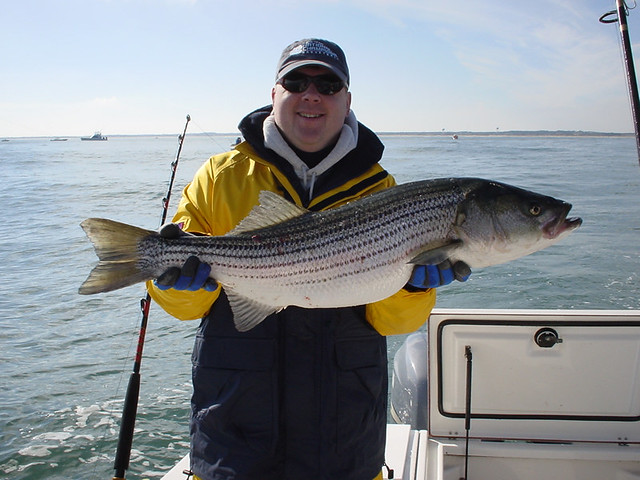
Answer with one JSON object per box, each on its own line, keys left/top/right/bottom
{"left": 0, "top": 133, "right": 638, "bottom": 479}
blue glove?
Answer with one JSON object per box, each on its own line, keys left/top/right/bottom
{"left": 406, "top": 260, "right": 471, "bottom": 290}
{"left": 154, "top": 223, "right": 218, "bottom": 292}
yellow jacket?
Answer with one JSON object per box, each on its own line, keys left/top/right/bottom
{"left": 148, "top": 139, "right": 434, "bottom": 336}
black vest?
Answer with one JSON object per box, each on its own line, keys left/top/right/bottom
{"left": 189, "top": 291, "right": 388, "bottom": 480}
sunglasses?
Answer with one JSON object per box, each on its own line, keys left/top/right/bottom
{"left": 279, "top": 73, "right": 346, "bottom": 95}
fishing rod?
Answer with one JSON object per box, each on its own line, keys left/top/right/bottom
{"left": 601, "top": 0, "right": 640, "bottom": 165}
{"left": 112, "top": 114, "right": 191, "bottom": 480}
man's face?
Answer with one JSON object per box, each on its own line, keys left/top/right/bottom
{"left": 271, "top": 66, "right": 352, "bottom": 153}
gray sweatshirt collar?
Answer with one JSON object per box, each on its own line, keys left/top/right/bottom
{"left": 263, "top": 110, "right": 359, "bottom": 200}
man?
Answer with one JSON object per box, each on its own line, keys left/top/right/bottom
{"left": 149, "top": 38, "right": 468, "bottom": 480}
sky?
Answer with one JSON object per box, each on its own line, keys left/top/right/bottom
{"left": 3, "top": 0, "right": 640, "bottom": 137}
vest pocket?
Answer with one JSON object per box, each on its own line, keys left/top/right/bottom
{"left": 192, "top": 336, "right": 278, "bottom": 457}
{"left": 335, "top": 337, "right": 387, "bottom": 451}
{"left": 193, "top": 336, "right": 276, "bottom": 370}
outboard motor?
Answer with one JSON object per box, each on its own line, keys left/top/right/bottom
{"left": 390, "top": 331, "right": 429, "bottom": 429}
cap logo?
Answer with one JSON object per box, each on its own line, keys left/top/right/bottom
{"left": 290, "top": 41, "right": 339, "bottom": 60}
{"left": 276, "top": 38, "right": 349, "bottom": 85}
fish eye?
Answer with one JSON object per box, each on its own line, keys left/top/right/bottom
{"left": 529, "top": 204, "right": 542, "bottom": 216}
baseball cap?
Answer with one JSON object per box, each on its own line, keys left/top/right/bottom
{"left": 276, "top": 38, "right": 350, "bottom": 87}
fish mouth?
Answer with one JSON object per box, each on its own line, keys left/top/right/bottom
{"left": 542, "top": 204, "right": 582, "bottom": 239}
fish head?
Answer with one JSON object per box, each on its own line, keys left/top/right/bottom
{"left": 453, "top": 179, "right": 582, "bottom": 267}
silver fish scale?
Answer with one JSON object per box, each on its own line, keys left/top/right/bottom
{"left": 142, "top": 179, "right": 466, "bottom": 308}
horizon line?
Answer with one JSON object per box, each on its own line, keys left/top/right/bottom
{"left": 2, "top": 129, "right": 635, "bottom": 140}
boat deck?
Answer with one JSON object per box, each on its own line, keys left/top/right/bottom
{"left": 160, "top": 424, "right": 411, "bottom": 479}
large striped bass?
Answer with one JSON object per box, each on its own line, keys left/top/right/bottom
{"left": 79, "top": 177, "right": 581, "bottom": 331}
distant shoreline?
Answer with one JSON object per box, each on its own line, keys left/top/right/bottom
{"left": 376, "top": 130, "right": 635, "bottom": 137}
{"left": 2, "top": 130, "right": 635, "bottom": 140}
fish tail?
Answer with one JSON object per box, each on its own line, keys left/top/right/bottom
{"left": 79, "top": 218, "right": 156, "bottom": 294}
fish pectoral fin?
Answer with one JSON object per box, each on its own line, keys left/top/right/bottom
{"left": 409, "top": 241, "right": 462, "bottom": 265}
{"left": 227, "top": 191, "right": 308, "bottom": 235}
{"left": 226, "top": 291, "right": 282, "bottom": 332}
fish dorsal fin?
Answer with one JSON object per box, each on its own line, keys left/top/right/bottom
{"left": 228, "top": 191, "right": 308, "bottom": 235}
{"left": 409, "top": 241, "right": 462, "bottom": 265}
{"left": 226, "top": 290, "right": 283, "bottom": 332}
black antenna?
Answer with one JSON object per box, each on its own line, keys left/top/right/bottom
{"left": 460, "top": 345, "right": 473, "bottom": 480}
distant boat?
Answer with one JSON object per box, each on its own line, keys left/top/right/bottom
{"left": 51, "top": 137, "right": 68, "bottom": 142}
{"left": 81, "top": 132, "right": 108, "bottom": 141}
{"left": 452, "top": 134, "right": 459, "bottom": 140}
{"left": 230, "top": 136, "right": 242, "bottom": 148}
